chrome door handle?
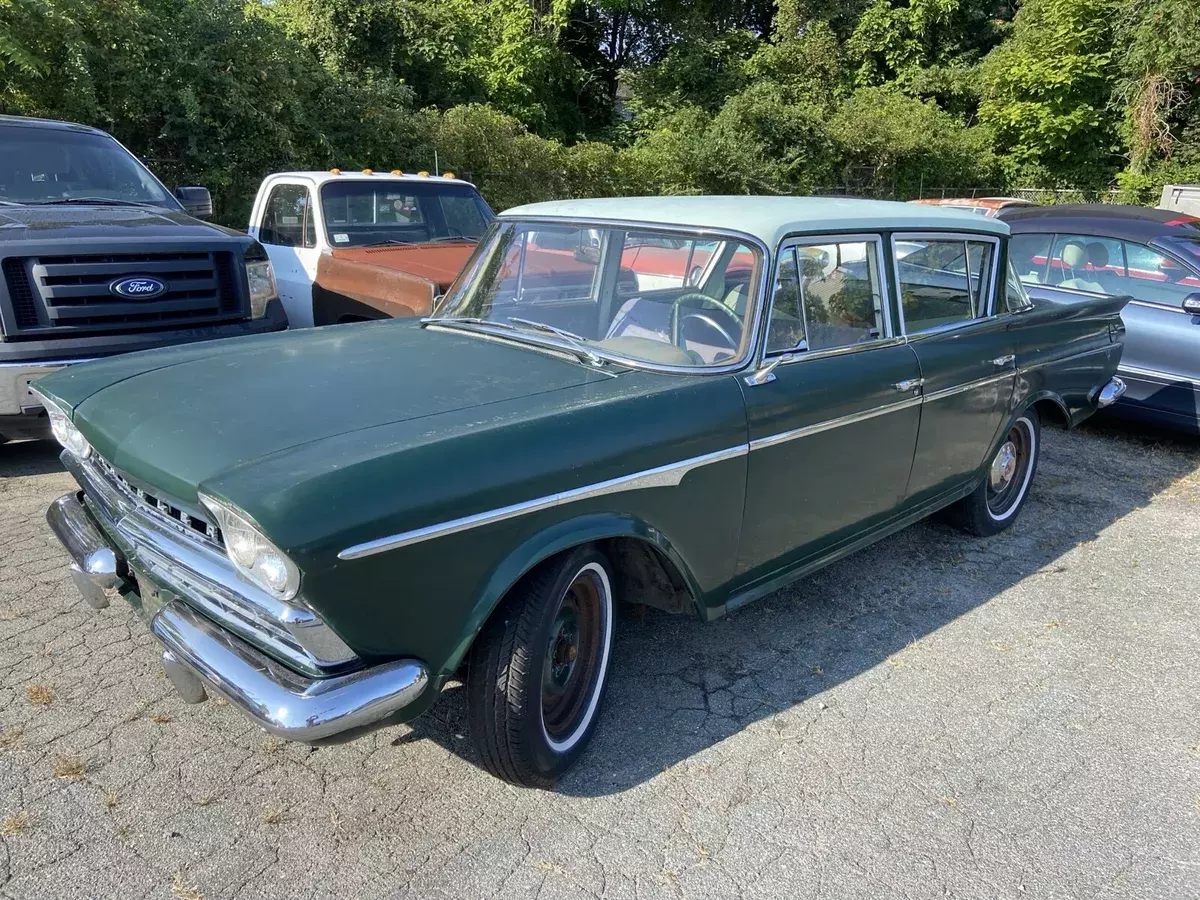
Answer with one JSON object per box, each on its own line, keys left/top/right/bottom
{"left": 894, "top": 377, "right": 925, "bottom": 391}
{"left": 991, "top": 355, "right": 1015, "bottom": 367}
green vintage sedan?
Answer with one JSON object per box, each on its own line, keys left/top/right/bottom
{"left": 35, "top": 197, "right": 1128, "bottom": 786}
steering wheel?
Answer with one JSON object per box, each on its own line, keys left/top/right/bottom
{"left": 669, "top": 292, "right": 741, "bottom": 350}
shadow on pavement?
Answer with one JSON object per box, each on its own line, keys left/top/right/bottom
{"left": 0, "top": 439, "right": 65, "bottom": 478}
{"left": 407, "top": 422, "right": 1200, "bottom": 794}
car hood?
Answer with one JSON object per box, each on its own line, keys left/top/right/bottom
{"left": 328, "top": 242, "right": 476, "bottom": 289}
{"left": 37, "top": 320, "right": 612, "bottom": 502}
{"left": 0, "top": 204, "right": 241, "bottom": 241}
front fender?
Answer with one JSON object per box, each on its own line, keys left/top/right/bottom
{"left": 441, "top": 512, "right": 705, "bottom": 675}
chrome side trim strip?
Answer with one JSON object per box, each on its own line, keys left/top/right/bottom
{"left": 1018, "top": 344, "right": 1114, "bottom": 375}
{"left": 1127, "top": 298, "right": 1194, "bottom": 315}
{"left": 1118, "top": 364, "right": 1193, "bottom": 385}
{"left": 748, "top": 394, "right": 925, "bottom": 451}
{"left": 0, "top": 358, "right": 97, "bottom": 369}
{"left": 922, "top": 371, "right": 1014, "bottom": 403}
{"left": 338, "top": 444, "right": 750, "bottom": 560}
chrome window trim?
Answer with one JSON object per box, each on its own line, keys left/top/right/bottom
{"left": 338, "top": 443, "right": 750, "bottom": 560}
{"left": 748, "top": 393, "right": 925, "bottom": 451}
{"left": 890, "top": 232, "right": 1002, "bottom": 334}
{"left": 435, "top": 216, "right": 771, "bottom": 377}
{"left": 763, "top": 233, "right": 894, "bottom": 360}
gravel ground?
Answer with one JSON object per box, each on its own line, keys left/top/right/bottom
{"left": 1, "top": 420, "right": 1198, "bottom": 900}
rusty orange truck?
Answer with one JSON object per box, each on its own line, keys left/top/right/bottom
{"left": 248, "top": 170, "right": 494, "bottom": 327}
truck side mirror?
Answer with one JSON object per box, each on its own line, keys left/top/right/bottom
{"left": 175, "top": 186, "right": 212, "bottom": 220}
{"left": 1183, "top": 293, "right": 1200, "bottom": 315}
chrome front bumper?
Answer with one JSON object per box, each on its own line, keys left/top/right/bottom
{"left": 1096, "top": 376, "right": 1128, "bottom": 408}
{"left": 46, "top": 490, "right": 429, "bottom": 742}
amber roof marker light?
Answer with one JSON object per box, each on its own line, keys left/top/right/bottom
{"left": 329, "top": 168, "right": 342, "bottom": 175}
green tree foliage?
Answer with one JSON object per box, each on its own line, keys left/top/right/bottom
{"left": 0, "top": 0, "right": 1195, "bottom": 225}
{"left": 979, "top": 0, "right": 1118, "bottom": 186}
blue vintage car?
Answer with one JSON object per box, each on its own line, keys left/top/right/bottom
{"left": 1000, "top": 204, "right": 1200, "bottom": 432}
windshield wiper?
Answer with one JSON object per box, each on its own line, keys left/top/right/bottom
{"left": 506, "top": 317, "right": 606, "bottom": 366}
{"left": 426, "top": 235, "right": 478, "bottom": 244}
{"left": 32, "top": 197, "right": 158, "bottom": 208}
{"left": 361, "top": 238, "right": 414, "bottom": 247}
{"left": 421, "top": 316, "right": 607, "bottom": 367}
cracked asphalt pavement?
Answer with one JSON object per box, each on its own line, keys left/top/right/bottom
{"left": 2, "top": 420, "right": 1199, "bottom": 900}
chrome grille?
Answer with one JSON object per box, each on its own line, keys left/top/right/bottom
{"left": 92, "top": 456, "right": 223, "bottom": 547}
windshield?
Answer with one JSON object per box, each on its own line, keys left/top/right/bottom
{"left": 434, "top": 220, "right": 763, "bottom": 369}
{"left": 320, "top": 180, "right": 493, "bottom": 247}
{"left": 0, "top": 124, "right": 176, "bottom": 207}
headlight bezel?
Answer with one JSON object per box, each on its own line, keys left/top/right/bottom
{"left": 199, "top": 493, "right": 300, "bottom": 601}
{"left": 32, "top": 388, "right": 92, "bottom": 459}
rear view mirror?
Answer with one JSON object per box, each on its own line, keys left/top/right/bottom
{"left": 175, "top": 186, "right": 212, "bottom": 220}
{"left": 1183, "top": 293, "right": 1200, "bottom": 315}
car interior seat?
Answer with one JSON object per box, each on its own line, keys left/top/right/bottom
{"left": 1058, "top": 241, "right": 1104, "bottom": 293}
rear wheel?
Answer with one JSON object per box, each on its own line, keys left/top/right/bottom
{"left": 948, "top": 410, "right": 1041, "bottom": 536}
{"left": 467, "top": 546, "right": 615, "bottom": 787}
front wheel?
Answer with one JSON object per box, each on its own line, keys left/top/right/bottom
{"left": 948, "top": 410, "right": 1041, "bottom": 536}
{"left": 467, "top": 546, "right": 615, "bottom": 787}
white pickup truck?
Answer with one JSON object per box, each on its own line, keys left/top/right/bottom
{"left": 247, "top": 170, "right": 494, "bottom": 327}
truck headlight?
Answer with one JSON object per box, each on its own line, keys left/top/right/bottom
{"left": 246, "top": 259, "right": 279, "bottom": 319}
{"left": 32, "top": 389, "right": 92, "bottom": 460}
{"left": 200, "top": 494, "right": 299, "bottom": 600}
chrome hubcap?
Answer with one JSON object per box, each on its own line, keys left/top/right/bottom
{"left": 990, "top": 441, "right": 1018, "bottom": 489}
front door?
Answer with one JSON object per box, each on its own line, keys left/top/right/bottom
{"left": 255, "top": 182, "right": 320, "bottom": 327}
{"left": 735, "top": 236, "right": 923, "bottom": 595}
{"left": 893, "top": 234, "right": 1015, "bottom": 504}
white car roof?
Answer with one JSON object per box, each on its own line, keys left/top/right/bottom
{"left": 501, "top": 195, "right": 1009, "bottom": 249}
{"left": 264, "top": 171, "right": 477, "bottom": 189}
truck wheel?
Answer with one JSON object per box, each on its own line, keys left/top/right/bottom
{"left": 949, "top": 409, "right": 1041, "bottom": 537}
{"left": 467, "top": 546, "right": 615, "bottom": 788}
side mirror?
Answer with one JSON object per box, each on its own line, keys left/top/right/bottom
{"left": 175, "top": 186, "right": 212, "bottom": 220}
{"left": 1183, "top": 293, "right": 1200, "bottom": 315}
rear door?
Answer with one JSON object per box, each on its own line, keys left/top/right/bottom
{"left": 735, "top": 234, "right": 922, "bottom": 593}
{"left": 893, "top": 233, "right": 1015, "bottom": 506}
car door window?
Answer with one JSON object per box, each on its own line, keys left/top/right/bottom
{"left": 1004, "top": 258, "right": 1034, "bottom": 312}
{"left": 895, "top": 238, "right": 997, "bottom": 332}
{"left": 1010, "top": 233, "right": 1053, "bottom": 285}
{"left": 1122, "top": 241, "right": 1200, "bottom": 308}
{"left": 1046, "top": 234, "right": 1125, "bottom": 294}
{"left": 766, "top": 239, "right": 887, "bottom": 353}
{"left": 259, "top": 184, "right": 315, "bottom": 248}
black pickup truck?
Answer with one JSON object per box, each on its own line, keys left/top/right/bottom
{"left": 0, "top": 115, "right": 288, "bottom": 442}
